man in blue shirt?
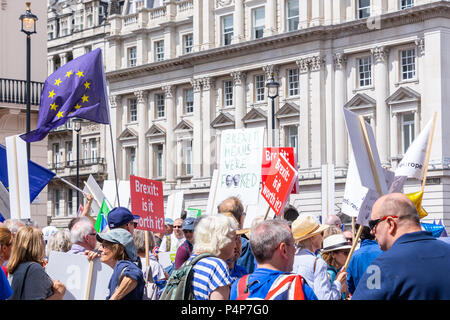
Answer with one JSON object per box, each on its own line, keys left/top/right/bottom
{"left": 347, "top": 224, "right": 382, "bottom": 295}
{"left": 353, "top": 193, "right": 450, "bottom": 300}
{"left": 230, "top": 219, "right": 317, "bottom": 300}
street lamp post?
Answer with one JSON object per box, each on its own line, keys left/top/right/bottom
{"left": 266, "top": 73, "right": 280, "bottom": 147}
{"left": 19, "top": 2, "right": 38, "bottom": 160}
{"left": 73, "top": 118, "right": 83, "bottom": 210}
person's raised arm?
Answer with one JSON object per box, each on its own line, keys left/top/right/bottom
{"left": 81, "top": 194, "right": 94, "bottom": 217}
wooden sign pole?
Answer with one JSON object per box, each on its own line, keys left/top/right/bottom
{"left": 421, "top": 112, "right": 437, "bottom": 192}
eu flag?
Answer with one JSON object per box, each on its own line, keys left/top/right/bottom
{"left": 21, "top": 48, "right": 110, "bottom": 142}
{"left": 0, "top": 144, "right": 55, "bottom": 203}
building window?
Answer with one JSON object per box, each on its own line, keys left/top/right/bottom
{"left": 156, "top": 144, "right": 163, "bottom": 177}
{"left": 54, "top": 190, "right": 60, "bottom": 217}
{"left": 400, "top": 49, "right": 416, "bottom": 81}
{"left": 183, "top": 34, "right": 193, "bottom": 54}
{"left": 83, "top": 141, "right": 88, "bottom": 162}
{"left": 286, "top": 0, "right": 299, "bottom": 32}
{"left": 130, "top": 148, "right": 136, "bottom": 176}
{"left": 286, "top": 125, "right": 298, "bottom": 152}
{"left": 48, "top": 25, "right": 54, "bottom": 40}
{"left": 255, "top": 75, "right": 265, "bottom": 102}
{"left": 61, "top": 20, "right": 69, "bottom": 36}
{"left": 129, "top": 98, "right": 137, "bottom": 122}
{"left": 90, "top": 139, "right": 98, "bottom": 163}
{"left": 400, "top": 0, "right": 414, "bottom": 10}
{"left": 357, "top": 0, "right": 371, "bottom": 19}
{"left": 87, "top": 6, "right": 94, "bottom": 27}
{"left": 184, "top": 140, "right": 193, "bottom": 175}
{"left": 67, "top": 189, "right": 73, "bottom": 216}
{"left": 128, "top": 47, "right": 137, "bottom": 67}
{"left": 53, "top": 143, "right": 60, "bottom": 168}
{"left": 155, "top": 40, "right": 164, "bottom": 62}
{"left": 402, "top": 113, "right": 414, "bottom": 153}
{"left": 287, "top": 68, "right": 299, "bottom": 96}
{"left": 66, "top": 141, "right": 73, "bottom": 164}
{"left": 253, "top": 7, "right": 265, "bottom": 39}
{"left": 85, "top": 45, "right": 92, "bottom": 53}
{"left": 224, "top": 80, "right": 233, "bottom": 107}
{"left": 185, "top": 89, "right": 194, "bottom": 114}
{"left": 222, "top": 15, "right": 234, "bottom": 46}
{"left": 156, "top": 94, "right": 165, "bottom": 118}
{"left": 358, "top": 57, "right": 372, "bottom": 88}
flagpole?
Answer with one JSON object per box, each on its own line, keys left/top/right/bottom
{"left": 109, "top": 123, "right": 120, "bottom": 207}
{"left": 55, "top": 175, "right": 85, "bottom": 194}
{"left": 421, "top": 112, "right": 437, "bottom": 192}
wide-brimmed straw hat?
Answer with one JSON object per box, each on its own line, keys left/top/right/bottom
{"left": 292, "top": 215, "right": 329, "bottom": 242}
{"left": 322, "top": 234, "right": 352, "bottom": 253}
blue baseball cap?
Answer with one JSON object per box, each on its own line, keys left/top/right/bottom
{"left": 96, "top": 228, "right": 138, "bottom": 262}
{"left": 165, "top": 218, "right": 174, "bottom": 226}
{"left": 107, "top": 207, "right": 140, "bottom": 229}
{"left": 182, "top": 217, "right": 196, "bottom": 231}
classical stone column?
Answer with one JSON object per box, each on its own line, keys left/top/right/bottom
{"left": 265, "top": 0, "right": 277, "bottom": 36}
{"left": 296, "top": 57, "right": 310, "bottom": 169}
{"left": 231, "top": 71, "right": 247, "bottom": 129}
{"left": 391, "top": 112, "right": 399, "bottom": 160}
{"left": 201, "top": 77, "right": 216, "bottom": 178}
{"left": 371, "top": 46, "right": 390, "bottom": 166}
{"left": 59, "top": 52, "right": 68, "bottom": 66}
{"left": 299, "top": 0, "right": 310, "bottom": 29}
{"left": 134, "top": 90, "right": 148, "bottom": 177}
{"left": 193, "top": 0, "right": 203, "bottom": 52}
{"left": 334, "top": 53, "right": 348, "bottom": 168}
{"left": 176, "top": 139, "right": 183, "bottom": 178}
{"left": 413, "top": 110, "right": 420, "bottom": 140}
{"left": 163, "top": 85, "right": 176, "bottom": 185}
{"left": 136, "top": 32, "right": 148, "bottom": 65}
{"left": 190, "top": 79, "right": 203, "bottom": 179}
{"left": 310, "top": 0, "right": 323, "bottom": 27}
{"left": 233, "top": 0, "right": 244, "bottom": 43}
{"left": 47, "top": 57, "right": 54, "bottom": 76}
{"left": 202, "top": 0, "right": 215, "bottom": 49}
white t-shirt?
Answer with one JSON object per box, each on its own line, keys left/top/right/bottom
{"left": 159, "top": 234, "right": 185, "bottom": 253}
{"left": 139, "top": 255, "right": 166, "bottom": 283}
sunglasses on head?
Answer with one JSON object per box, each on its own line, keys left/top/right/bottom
{"left": 368, "top": 215, "right": 398, "bottom": 231}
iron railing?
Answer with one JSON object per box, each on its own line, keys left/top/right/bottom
{"left": 0, "top": 78, "right": 44, "bottom": 106}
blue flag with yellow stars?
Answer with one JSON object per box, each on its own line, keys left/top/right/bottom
{"left": 21, "top": 48, "right": 110, "bottom": 142}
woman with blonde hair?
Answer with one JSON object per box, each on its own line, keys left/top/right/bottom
{"left": 7, "top": 226, "right": 66, "bottom": 300}
{"left": 46, "top": 229, "right": 72, "bottom": 258}
{"left": 0, "top": 227, "right": 13, "bottom": 299}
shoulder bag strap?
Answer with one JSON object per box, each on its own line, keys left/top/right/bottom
{"left": 236, "top": 274, "right": 251, "bottom": 300}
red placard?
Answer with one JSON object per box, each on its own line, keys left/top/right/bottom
{"left": 130, "top": 175, "right": 164, "bottom": 233}
{"left": 261, "top": 153, "right": 298, "bottom": 216}
{"left": 262, "top": 147, "right": 298, "bottom": 194}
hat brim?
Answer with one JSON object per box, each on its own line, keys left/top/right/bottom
{"left": 322, "top": 243, "right": 352, "bottom": 253}
{"left": 294, "top": 224, "right": 330, "bottom": 242}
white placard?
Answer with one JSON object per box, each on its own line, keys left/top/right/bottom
{"left": 321, "top": 163, "right": 335, "bottom": 224}
{"left": 343, "top": 108, "right": 387, "bottom": 196}
{"left": 165, "top": 191, "right": 184, "bottom": 220}
{"left": 118, "top": 180, "right": 130, "bottom": 209}
{"left": 243, "top": 192, "right": 275, "bottom": 229}
{"left": 158, "top": 251, "right": 176, "bottom": 269}
{"left": 45, "top": 251, "right": 113, "bottom": 300}
{"left": 215, "top": 128, "right": 265, "bottom": 209}
{"left": 6, "top": 135, "right": 30, "bottom": 220}
{"left": 102, "top": 180, "right": 117, "bottom": 208}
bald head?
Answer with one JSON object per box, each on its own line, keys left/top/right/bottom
{"left": 325, "top": 214, "right": 342, "bottom": 228}
{"left": 372, "top": 193, "right": 420, "bottom": 226}
{"left": 217, "top": 197, "right": 244, "bottom": 227}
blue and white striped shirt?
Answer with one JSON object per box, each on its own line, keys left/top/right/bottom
{"left": 187, "top": 254, "right": 232, "bottom": 300}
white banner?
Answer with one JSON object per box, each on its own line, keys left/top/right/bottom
{"left": 45, "top": 251, "right": 113, "bottom": 300}
{"left": 165, "top": 191, "right": 184, "bottom": 220}
{"left": 215, "top": 128, "right": 265, "bottom": 209}
{"left": 6, "top": 135, "right": 30, "bottom": 220}
{"left": 321, "top": 163, "right": 335, "bottom": 224}
{"left": 395, "top": 117, "right": 433, "bottom": 180}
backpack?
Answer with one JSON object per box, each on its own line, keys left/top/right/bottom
{"left": 159, "top": 253, "right": 213, "bottom": 300}
{"left": 142, "top": 265, "right": 158, "bottom": 300}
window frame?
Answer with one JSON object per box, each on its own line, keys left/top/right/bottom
{"left": 224, "top": 80, "right": 233, "bottom": 107}
{"left": 286, "top": 0, "right": 299, "bottom": 32}
{"left": 287, "top": 68, "right": 299, "bottom": 97}
{"left": 155, "top": 40, "right": 165, "bottom": 62}
{"left": 185, "top": 88, "right": 194, "bottom": 114}
{"left": 156, "top": 144, "right": 164, "bottom": 178}
{"left": 357, "top": 56, "right": 372, "bottom": 88}
{"left": 183, "top": 34, "right": 193, "bottom": 54}
{"left": 222, "top": 15, "right": 234, "bottom": 46}
{"left": 184, "top": 140, "right": 193, "bottom": 176}
{"left": 128, "top": 46, "right": 137, "bottom": 67}
{"left": 252, "top": 7, "right": 265, "bottom": 40}
{"left": 156, "top": 93, "right": 165, "bottom": 118}
{"left": 255, "top": 74, "right": 266, "bottom": 102}
{"left": 400, "top": 0, "right": 414, "bottom": 10}
{"left": 401, "top": 113, "right": 415, "bottom": 154}
{"left": 129, "top": 98, "right": 138, "bottom": 122}
{"left": 357, "top": 0, "right": 371, "bottom": 19}
{"left": 399, "top": 48, "right": 416, "bottom": 81}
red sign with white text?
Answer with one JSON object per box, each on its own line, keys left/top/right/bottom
{"left": 261, "top": 153, "right": 298, "bottom": 216}
{"left": 262, "top": 147, "right": 298, "bottom": 194}
{"left": 130, "top": 175, "right": 164, "bottom": 233}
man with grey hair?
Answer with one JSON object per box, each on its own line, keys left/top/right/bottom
{"left": 325, "top": 214, "right": 342, "bottom": 230}
{"left": 230, "top": 219, "right": 317, "bottom": 300}
{"left": 67, "top": 217, "right": 97, "bottom": 254}
{"left": 353, "top": 193, "right": 450, "bottom": 300}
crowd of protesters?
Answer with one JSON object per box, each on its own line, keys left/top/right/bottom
{"left": 1, "top": 191, "right": 450, "bottom": 300}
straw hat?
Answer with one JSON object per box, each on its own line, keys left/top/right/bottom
{"left": 292, "top": 215, "right": 329, "bottom": 242}
{"left": 322, "top": 234, "right": 352, "bottom": 253}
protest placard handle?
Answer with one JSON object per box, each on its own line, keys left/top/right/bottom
{"left": 85, "top": 260, "right": 94, "bottom": 300}
{"left": 342, "top": 224, "right": 363, "bottom": 272}
{"left": 145, "top": 231, "right": 149, "bottom": 269}
{"left": 421, "top": 112, "right": 437, "bottom": 192}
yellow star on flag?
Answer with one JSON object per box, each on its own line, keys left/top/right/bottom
{"left": 84, "top": 81, "right": 91, "bottom": 90}
{"left": 54, "top": 78, "right": 62, "bottom": 86}
{"left": 56, "top": 111, "right": 64, "bottom": 119}
{"left": 65, "top": 70, "right": 73, "bottom": 78}
{"left": 48, "top": 90, "right": 56, "bottom": 99}
{"left": 74, "top": 104, "right": 82, "bottom": 110}
{"left": 81, "top": 94, "right": 89, "bottom": 103}
{"left": 76, "top": 70, "right": 85, "bottom": 78}
{"left": 50, "top": 102, "right": 59, "bottom": 111}
{"left": 406, "top": 190, "right": 428, "bottom": 219}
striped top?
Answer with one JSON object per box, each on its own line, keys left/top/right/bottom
{"left": 187, "top": 254, "right": 232, "bottom": 300}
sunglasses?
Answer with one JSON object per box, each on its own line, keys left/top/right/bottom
{"left": 173, "top": 226, "right": 182, "bottom": 229}
{"left": 183, "top": 230, "right": 193, "bottom": 234}
{"left": 368, "top": 215, "right": 398, "bottom": 231}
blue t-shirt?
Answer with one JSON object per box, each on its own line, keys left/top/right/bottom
{"left": 229, "top": 263, "right": 248, "bottom": 282}
{"left": 0, "top": 268, "right": 12, "bottom": 300}
{"left": 237, "top": 237, "right": 256, "bottom": 274}
{"left": 107, "top": 260, "right": 145, "bottom": 300}
{"left": 187, "top": 254, "right": 232, "bottom": 300}
{"left": 230, "top": 268, "right": 317, "bottom": 300}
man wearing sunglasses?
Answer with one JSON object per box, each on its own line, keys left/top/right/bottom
{"left": 352, "top": 193, "right": 450, "bottom": 300}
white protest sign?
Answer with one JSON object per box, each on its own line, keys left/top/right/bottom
{"left": 83, "top": 174, "right": 105, "bottom": 215}
{"left": 0, "top": 181, "right": 10, "bottom": 220}
{"left": 118, "top": 180, "right": 131, "bottom": 209}
{"left": 395, "top": 117, "right": 433, "bottom": 180}
{"left": 45, "top": 251, "right": 113, "bottom": 300}
{"left": 102, "top": 180, "right": 117, "bottom": 208}
{"left": 158, "top": 251, "right": 176, "bottom": 269}
{"left": 6, "top": 135, "right": 30, "bottom": 220}
{"left": 343, "top": 108, "right": 387, "bottom": 196}
{"left": 165, "top": 191, "right": 184, "bottom": 220}
{"left": 206, "top": 169, "right": 219, "bottom": 215}
{"left": 321, "top": 163, "right": 335, "bottom": 224}
{"left": 215, "top": 128, "right": 265, "bottom": 209}
{"left": 244, "top": 192, "right": 275, "bottom": 229}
